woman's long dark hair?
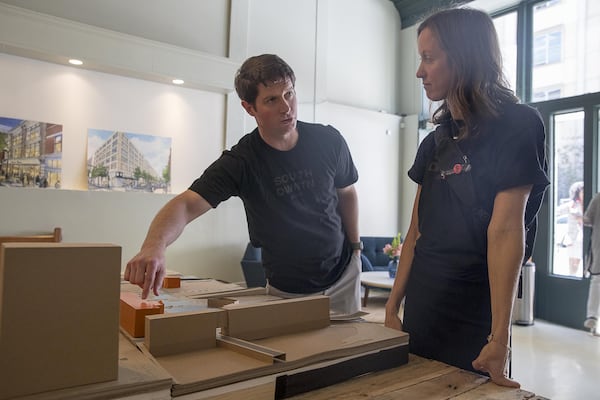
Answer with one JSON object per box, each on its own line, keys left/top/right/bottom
{"left": 418, "top": 8, "right": 519, "bottom": 138}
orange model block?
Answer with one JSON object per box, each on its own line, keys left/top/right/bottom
{"left": 163, "top": 276, "right": 181, "bottom": 288}
{"left": 120, "top": 291, "right": 164, "bottom": 338}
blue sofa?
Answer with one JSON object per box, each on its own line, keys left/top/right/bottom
{"left": 360, "top": 236, "right": 395, "bottom": 272}
{"left": 239, "top": 235, "right": 396, "bottom": 288}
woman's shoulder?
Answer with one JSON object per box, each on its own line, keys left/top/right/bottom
{"left": 500, "top": 102, "right": 543, "bottom": 127}
{"left": 418, "top": 129, "right": 437, "bottom": 152}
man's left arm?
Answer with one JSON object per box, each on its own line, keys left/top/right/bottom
{"left": 337, "top": 185, "right": 360, "bottom": 248}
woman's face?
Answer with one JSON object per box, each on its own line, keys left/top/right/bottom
{"left": 416, "top": 27, "right": 452, "bottom": 102}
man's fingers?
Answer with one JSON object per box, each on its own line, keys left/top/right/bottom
{"left": 124, "top": 254, "right": 164, "bottom": 299}
{"left": 123, "top": 263, "right": 131, "bottom": 280}
{"left": 142, "top": 269, "right": 156, "bottom": 300}
{"left": 153, "top": 268, "right": 166, "bottom": 296}
{"left": 133, "top": 262, "right": 146, "bottom": 285}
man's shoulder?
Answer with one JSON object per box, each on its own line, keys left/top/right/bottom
{"left": 230, "top": 129, "right": 260, "bottom": 153}
{"left": 297, "top": 120, "right": 341, "bottom": 136}
{"left": 297, "top": 121, "right": 344, "bottom": 148}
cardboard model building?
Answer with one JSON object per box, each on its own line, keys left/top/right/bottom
{"left": 0, "top": 243, "right": 122, "bottom": 400}
{"left": 142, "top": 296, "right": 410, "bottom": 398}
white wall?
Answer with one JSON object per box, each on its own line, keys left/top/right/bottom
{"left": 0, "top": 54, "right": 225, "bottom": 192}
{"left": 0, "top": 0, "right": 409, "bottom": 281}
{"left": 325, "top": 0, "right": 400, "bottom": 113}
{"left": 0, "top": 53, "right": 249, "bottom": 282}
{"left": 315, "top": 102, "right": 403, "bottom": 235}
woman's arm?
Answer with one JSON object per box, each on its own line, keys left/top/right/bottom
{"left": 385, "top": 186, "right": 421, "bottom": 330}
{"left": 472, "top": 184, "right": 532, "bottom": 387}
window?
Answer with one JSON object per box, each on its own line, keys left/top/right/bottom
{"left": 533, "top": 30, "right": 562, "bottom": 66}
{"left": 532, "top": 87, "right": 561, "bottom": 102}
{"left": 534, "top": 0, "right": 560, "bottom": 10}
{"left": 493, "top": 11, "right": 518, "bottom": 92}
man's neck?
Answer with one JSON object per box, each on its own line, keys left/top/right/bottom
{"left": 259, "top": 128, "right": 299, "bottom": 151}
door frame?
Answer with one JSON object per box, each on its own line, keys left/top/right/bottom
{"left": 531, "top": 92, "right": 600, "bottom": 329}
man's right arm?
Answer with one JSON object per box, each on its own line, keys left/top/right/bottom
{"left": 124, "top": 189, "right": 212, "bottom": 298}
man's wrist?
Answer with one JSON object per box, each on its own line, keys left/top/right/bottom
{"left": 351, "top": 241, "right": 363, "bottom": 251}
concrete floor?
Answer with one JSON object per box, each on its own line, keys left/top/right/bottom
{"left": 361, "top": 288, "right": 600, "bottom": 400}
{"left": 512, "top": 320, "right": 600, "bottom": 399}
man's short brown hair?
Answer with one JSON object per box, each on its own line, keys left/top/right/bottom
{"left": 234, "top": 54, "right": 296, "bottom": 105}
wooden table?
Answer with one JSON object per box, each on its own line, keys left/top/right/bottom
{"left": 288, "top": 354, "right": 549, "bottom": 400}
{"left": 21, "top": 278, "right": 547, "bottom": 400}
{"left": 21, "top": 335, "right": 547, "bottom": 400}
{"left": 361, "top": 271, "right": 394, "bottom": 307}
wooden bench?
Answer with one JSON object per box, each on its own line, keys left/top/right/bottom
{"left": 0, "top": 227, "right": 62, "bottom": 244}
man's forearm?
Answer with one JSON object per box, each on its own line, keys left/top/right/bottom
{"left": 337, "top": 185, "right": 360, "bottom": 242}
{"left": 141, "top": 190, "right": 212, "bottom": 250}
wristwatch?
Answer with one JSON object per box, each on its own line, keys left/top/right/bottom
{"left": 351, "top": 241, "right": 364, "bottom": 251}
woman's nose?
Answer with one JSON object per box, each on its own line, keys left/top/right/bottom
{"left": 416, "top": 63, "right": 424, "bottom": 79}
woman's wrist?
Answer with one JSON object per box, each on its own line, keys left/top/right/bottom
{"left": 385, "top": 300, "right": 400, "bottom": 314}
{"left": 487, "top": 334, "right": 511, "bottom": 351}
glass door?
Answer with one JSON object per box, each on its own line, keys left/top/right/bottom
{"left": 533, "top": 94, "right": 600, "bottom": 329}
{"left": 552, "top": 111, "right": 584, "bottom": 278}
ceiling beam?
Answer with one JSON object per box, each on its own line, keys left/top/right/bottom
{"left": 390, "top": 0, "right": 473, "bottom": 29}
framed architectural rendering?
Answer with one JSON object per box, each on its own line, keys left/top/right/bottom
{"left": 87, "top": 129, "right": 172, "bottom": 193}
{"left": 0, "top": 116, "right": 63, "bottom": 189}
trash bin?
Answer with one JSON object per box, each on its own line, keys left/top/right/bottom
{"left": 513, "top": 260, "right": 535, "bottom": 326}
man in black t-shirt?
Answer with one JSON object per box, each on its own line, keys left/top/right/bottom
{"left": 124, "top": 54, "right": 363, "bottom": 316}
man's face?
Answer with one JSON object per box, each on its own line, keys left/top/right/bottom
{"left": 242, "top": 78, "right": 297, "bottom": 137}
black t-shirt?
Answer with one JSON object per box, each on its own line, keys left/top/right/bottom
{"left": 189, "top": 121, "right": 358, "bottom": 293}
{"left": 408, "top": 102, "right": 549, "bottom": 280}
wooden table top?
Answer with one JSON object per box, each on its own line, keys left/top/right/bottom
{"left": 288, "top": 354, "right": 549, "bottom": 400}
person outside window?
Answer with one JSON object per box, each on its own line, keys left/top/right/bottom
{"left": 583, "top": 192, "right": 600, "bottom": 336}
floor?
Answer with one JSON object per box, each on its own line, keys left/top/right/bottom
{"left": 361, "top": 288, "right": 600, "bottom": 400}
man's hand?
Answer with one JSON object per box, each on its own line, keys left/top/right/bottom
{"left": 472, "top": 341, "right": 520, "bottom": 388}
{"left": 124, "top": 246, "right": 167, "bottom": 299}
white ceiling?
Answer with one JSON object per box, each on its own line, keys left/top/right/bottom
{"left": 0, "top": 0, "right": 230, "bottom": 56}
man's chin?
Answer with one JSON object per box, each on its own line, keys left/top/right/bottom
{"left": 280, "top": 119, "right": 297, "bottom": 131}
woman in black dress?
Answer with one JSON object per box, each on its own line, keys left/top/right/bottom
{"left": 385, "top": 7, "right": 549, "bottom": 388}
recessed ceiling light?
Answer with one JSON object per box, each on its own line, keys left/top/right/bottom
{"left": 172, "top": 79, "right": 184, "bottom": 85}
{"left": 68, "top": 59, "right": 83, "bottom": 66}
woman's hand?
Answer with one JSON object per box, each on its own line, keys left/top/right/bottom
{"left": 472, "top": 340, "right": 520, "bottom": 388}
{"left": 384, "top": 303, "right": 404, "bottom": 331}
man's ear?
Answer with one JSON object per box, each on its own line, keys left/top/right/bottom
{"left": 241, "top": 100, "right": 255, "bottom": 116}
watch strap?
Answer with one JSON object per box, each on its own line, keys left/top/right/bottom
{"left": 351, "top": 241, "right": 363, "bottom": 251}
